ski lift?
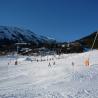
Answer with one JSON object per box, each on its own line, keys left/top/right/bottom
{"left": 84, "top": 31, "right": 98, "bottom": 67}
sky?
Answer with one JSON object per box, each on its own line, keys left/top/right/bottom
{"left": 0, "top": 0, "right": 98, "bottom": 42}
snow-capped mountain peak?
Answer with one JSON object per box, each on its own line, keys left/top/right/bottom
{"left": 0, "top": 26, "right": 56, "bottom": 44}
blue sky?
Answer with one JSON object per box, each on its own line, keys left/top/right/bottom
{"left": 0, "top": 0, "right": 98, "bottom": 42}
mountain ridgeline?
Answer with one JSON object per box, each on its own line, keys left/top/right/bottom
{"left": 75, "top": 32, "right": 98, "bottom": 49}
{"left": 0, "top": 26, "right": 97, "bottom": 55}
{"left": 0, "top": 26, "right": 57, "bottom": 55}
{"left": 61, "top": 31, "right": 98, "bottom": 53}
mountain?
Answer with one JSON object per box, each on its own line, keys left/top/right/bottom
{"left": 0, "top": 26, "right": 97, "bottom": 55}
{"left": 0, "top": 26, "right": 56, "bottom": 44}
{"left": 59, "top": 31, "right": 98, "bottom": 53}
{"left": 0, "top": 26, "right": 56, "bottom": 54}
{"left": 75, "top": 31, "right": 98, "bottom": 49}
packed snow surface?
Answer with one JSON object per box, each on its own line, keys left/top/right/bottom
{"left": 0, "top": 50, "right": 98, "bottom": 98}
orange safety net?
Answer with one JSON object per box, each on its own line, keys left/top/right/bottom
{"left": 84, "top": 58, "right": 90, "bottom": 67}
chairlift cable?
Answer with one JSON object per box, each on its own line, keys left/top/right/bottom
{"left": 91, "top": 31, "right": 98, "bottom": 50}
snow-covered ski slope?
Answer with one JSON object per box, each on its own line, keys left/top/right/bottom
{"left": 0, "top": 50, "right": 98, "bottom": 98}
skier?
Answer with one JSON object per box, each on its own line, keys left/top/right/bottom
{"left": 53, "top": 61, "right": 55, "bottom": 65}
{"left": 15, "top": 60, "right": 18, "bottom": 65}
{"left": 48, "top": 62, "right": 51, "bottom": 67}
{"left": 37, "top": 59, "right": 38, "bottom": 62}
{"left": 72, "top": 62, "right": 74, "bottom": 66}
{"left": 8, "top": 62, "right": 9, "bottom": 65}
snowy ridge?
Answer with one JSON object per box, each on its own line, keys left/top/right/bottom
{"left": 0, "top": 26, "right": 56, "bottom": 44}
{"left": 0, "top": 50, "right": 98, "bottom": 97}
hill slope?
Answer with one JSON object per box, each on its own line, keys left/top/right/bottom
{"left": 61, "top": 31, "right": 98, "bottom": 53}
{"left": 75, "top": 31, "right": 98, "bottom": 49}
{"left": 0, "top": 50, "right": 98, "bottom": 97}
